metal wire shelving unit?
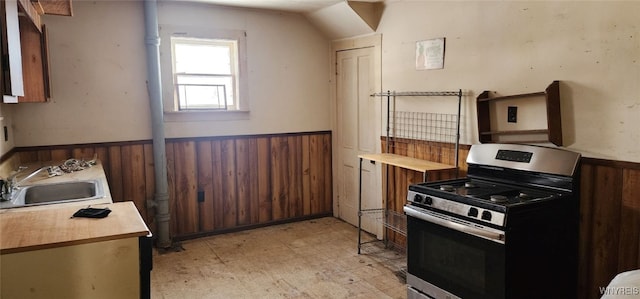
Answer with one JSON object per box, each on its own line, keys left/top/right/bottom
{"left": 357, "top": 89, "right": 464, "bottom": 254}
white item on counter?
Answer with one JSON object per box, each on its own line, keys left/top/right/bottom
{"left": 600, "top": 269, "right": 640, "bottom": 299}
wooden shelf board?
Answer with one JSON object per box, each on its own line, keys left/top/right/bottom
{"left": 358, "top": 153, "right": 456, "bottom": 173}
{"left": 17, "top": 0, "right": 42, "bottom": 31}
{"left": 480, "top": 129, "right": 549, "bottom": 136}
{"left": 483, "top": 140, "right": 552, "bottom": 144}
{"left": 477, "top": 91, "right": 546, "bottom": 102}
{"left": 38, "top": 0, "right": 73, "bottom": 16}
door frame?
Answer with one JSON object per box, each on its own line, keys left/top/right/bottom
{"left": 330, "top": 34, "right": 382, "bottom": 219}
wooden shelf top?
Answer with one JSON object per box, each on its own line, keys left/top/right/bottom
{"left": 358, "top": 153, "right": 456, "bottom": 173}
{"left": 480, "top": 129, "right": 550, "bottom": 136}
{"left": 476, "top": 91, "right": 546, "bottom": 102}
{"left": 0, "top": 201, "right": 150, "bottom": 254}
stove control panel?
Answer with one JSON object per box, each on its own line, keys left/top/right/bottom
{"left": 496, "top": 150, "right": 533, "bottom": 163}
{"left": 466, "top": 143, "right": 581, "bottom": 177}
{"left": 413, "top": 194, "right": 433, "bottom": 205}
{"left": 407, "top": 191, "right": 505, "bottom": 227}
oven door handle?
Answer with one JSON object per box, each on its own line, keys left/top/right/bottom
{"left": 404, "top": 206, "right": 506, "bottom": 244}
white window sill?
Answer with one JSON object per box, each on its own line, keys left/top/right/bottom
{"left": 164, "top": 110, "right": 250, "bottom": 122}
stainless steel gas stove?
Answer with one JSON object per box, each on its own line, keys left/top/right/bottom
{"left": 404, "top": 143, "right": 581, "bottom": 299}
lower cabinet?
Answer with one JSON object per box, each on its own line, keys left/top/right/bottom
{"left": 1, "top": 236, "right": 150, "bottom": 299}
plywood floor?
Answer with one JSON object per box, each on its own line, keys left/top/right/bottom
{"left": 151, "top": 217, "right": 407, "bottom": 298}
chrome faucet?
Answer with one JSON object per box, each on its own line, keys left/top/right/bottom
{"left": 1, "top": 166, "right": 53, "bottom": 201}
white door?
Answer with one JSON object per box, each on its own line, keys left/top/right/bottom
{"left": 336, "top": 47, "right": 381, "bottom": 237}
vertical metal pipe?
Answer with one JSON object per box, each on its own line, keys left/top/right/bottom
{"left": 143, "top": 0, "right": 171, "bottom": 248}
{"left": 385, "top": 92, "right": 390, "bottom": 153}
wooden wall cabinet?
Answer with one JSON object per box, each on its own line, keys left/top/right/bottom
{"left": 477, "top": 81, "right": 562, "bottom": 146}
{"left": 1, "top": 0, "right": 54, "bottom": 103}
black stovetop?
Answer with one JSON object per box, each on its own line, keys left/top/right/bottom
{"left": 409, "top": 177, "right": 564, "bottom": 209}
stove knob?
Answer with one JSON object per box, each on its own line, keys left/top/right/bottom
{"left": 481, "top": 211, "right": 492, "bottom": 221}
{"left": 423, "top": 196, "right": 433, "bottom": 205}
{"left": 413, "top": 194, "right": 424, "bottom": 204}
{"left": 467, "top": 207, "right": 479, "bottom": 218}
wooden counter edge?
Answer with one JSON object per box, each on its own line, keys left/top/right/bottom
{"left": 0, "top": 231, "right": 149, "bottom": 255}
{"left": 0, "top": 202, "right": 150, "bottom": 255}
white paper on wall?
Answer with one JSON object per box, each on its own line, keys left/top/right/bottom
{"left": 416, "top": 38, "right": 445, "bottom": 70}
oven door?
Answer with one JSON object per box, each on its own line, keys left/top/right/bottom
{"left": 404, "top": 205, "right": 506, "bottom": 299}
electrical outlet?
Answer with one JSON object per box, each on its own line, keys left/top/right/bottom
{"left": 197, "top": 190, "right": 205, "bottom": 202}
{"left": 508, "top": 106, "right": 517, "bottom": 123}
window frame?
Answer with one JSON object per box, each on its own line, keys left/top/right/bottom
{"left": 159, "top": 25, "right": 249, "bottom": 120}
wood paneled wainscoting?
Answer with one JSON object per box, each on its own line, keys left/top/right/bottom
{"left": 12, "top": 131, "right": 333, "bottom": 240}
{"left": 381, "top": 138, "right": 471, "bottom": 248}
{"left": 377, "top": 140, "right": 640, "bottom": 299}
{"left": 579, "top": 158, "right": 640, "bottom": 299}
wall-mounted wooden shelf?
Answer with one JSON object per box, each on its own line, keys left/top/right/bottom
{"left": 477, "top": 80, "right": 562, "bottom": 146}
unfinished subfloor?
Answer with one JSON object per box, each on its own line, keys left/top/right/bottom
{"left": 151, "top": 217, "right": 407, "bottom": 298}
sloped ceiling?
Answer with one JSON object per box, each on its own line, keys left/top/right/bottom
{"left": 167, "top": 0, "right": 344, "bottom": 13}
{"left": 306, "top": 1, "right": 384, "bottom": 40}
{"left": 167, "top": 0, "right": 384, "bottom": 40}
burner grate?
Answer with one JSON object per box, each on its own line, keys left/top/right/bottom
{"left": 411, "top": 178, "right": 562, "bottom": 209}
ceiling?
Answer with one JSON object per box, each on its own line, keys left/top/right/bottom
{"left": 167, "top": 0, "right": 345, "bottom": 13}
{"left": 164, "top": 0, "right": 385, "bottom": 39}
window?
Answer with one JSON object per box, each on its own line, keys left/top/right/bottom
{"left": 160, "top": 26, "right": 248, "bottom": 119}
{"left": 171, "top": 37, "right": 239, "bottom": 111}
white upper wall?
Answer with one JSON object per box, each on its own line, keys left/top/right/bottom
{"left": 12, "top": 1, "right": 151, "bottom": 146}
{"left": 378, "top": 1, "right": 640, "bottom": 162}
{"left": 6, "top": 0, "right": 640, "bottom": 164}
{"left": 10, "top": 1, "right": 331, "bottom": 146}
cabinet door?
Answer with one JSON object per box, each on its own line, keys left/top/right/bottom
{"left": 1, "top": 238, "right": 141, "bottom": 299}
{"left": 1, "top": 1, "right": 4, "bottom": 95}
{"left": 1, "top": 0, "right": 24, "bottom": 103}
{"left": 18, "top": 20, "right": 49, "bottom": 102}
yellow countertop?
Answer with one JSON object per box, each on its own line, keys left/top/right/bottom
{"left": 0, "top": 201, "right": 150, "bottom": 254}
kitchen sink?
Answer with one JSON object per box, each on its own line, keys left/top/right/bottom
{"left": 0, "top": 180, "right": 106, "bottom": 209}
{"left": 25, "top": 181, "right": 102, "bottom": 204}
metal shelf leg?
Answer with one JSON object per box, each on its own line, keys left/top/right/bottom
{"left": 357, "top": 157, "right": 363, "bottom": 254}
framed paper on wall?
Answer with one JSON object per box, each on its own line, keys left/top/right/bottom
{"left": 416, "top": 38, "right": 445, "bottom": 70}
